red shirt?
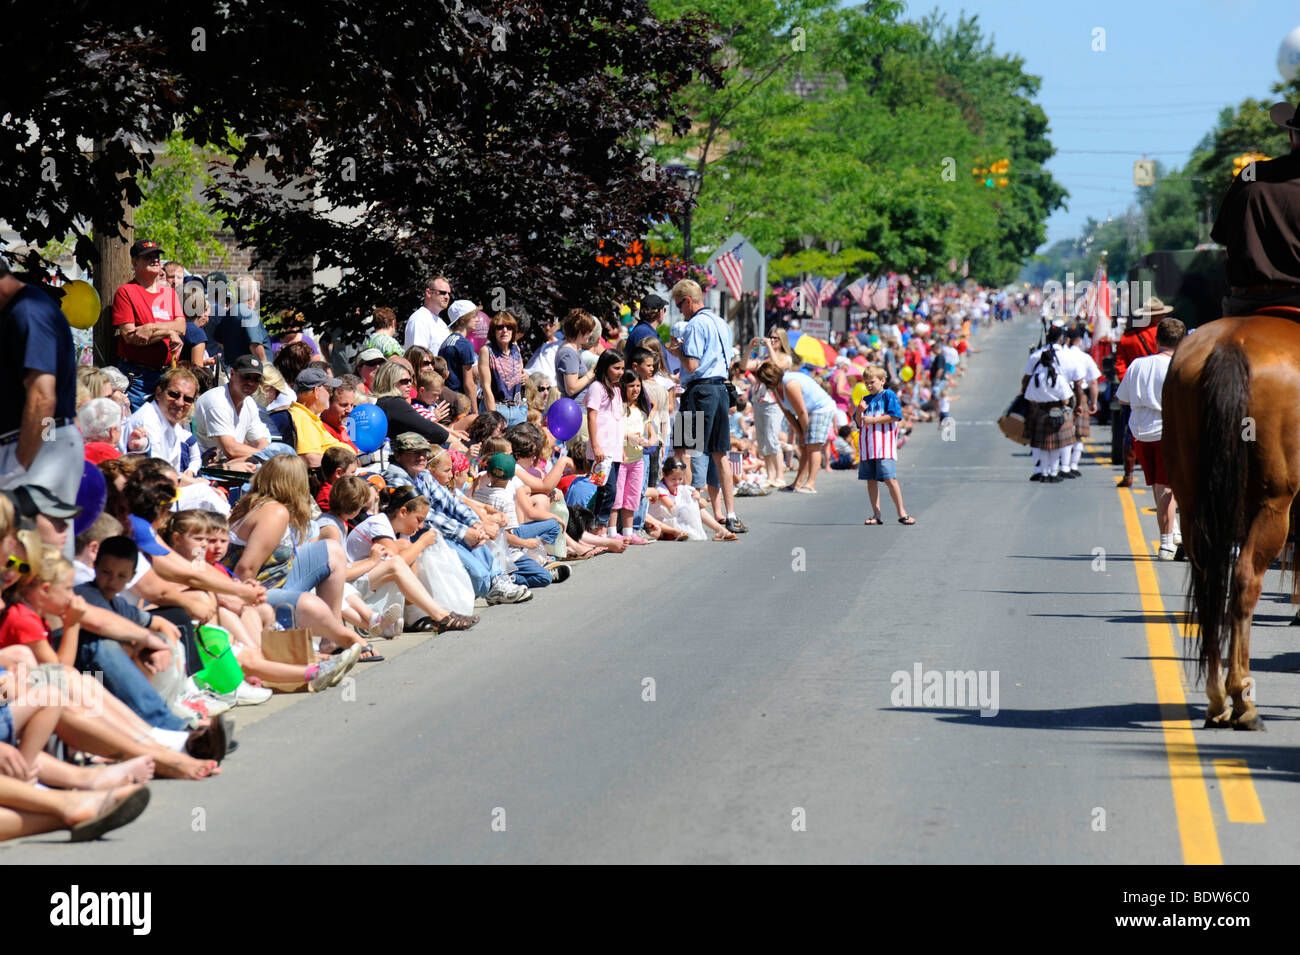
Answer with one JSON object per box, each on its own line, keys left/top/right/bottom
{"left": 84, "top": 441, "right": 122, "bottom": 465}
{"left": 321, "top": 418, "right": 359, "bottom": 453}
{"left": 316, "top": 482, "right": 333, "bottom": 512}
{"left": 112, "top": 281, "right": 182, "bottom": 367}
{"left": 1115, "top": 324, "right": 1160, "bottom": 382}
{"left": 0, "top": 602, "right": 48, "bottom": 649}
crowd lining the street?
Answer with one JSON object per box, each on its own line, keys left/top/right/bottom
{"left": 0, "top": 240, "right": 1012, "bottom": 841}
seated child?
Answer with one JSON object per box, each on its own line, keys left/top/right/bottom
{"left": 646, "top": 457, "right": 736, "bottom": 542}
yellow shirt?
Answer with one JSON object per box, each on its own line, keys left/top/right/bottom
{"left": 289, "top": 401, "right": 347, "bottom": 456}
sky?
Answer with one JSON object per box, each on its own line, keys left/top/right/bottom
{"left": 900, "top": 0, "right": 1300, "bottom": 250}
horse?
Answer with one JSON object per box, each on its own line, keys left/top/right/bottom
{"left": 1162, "top": 311, "right": 1300, "bottom": 730}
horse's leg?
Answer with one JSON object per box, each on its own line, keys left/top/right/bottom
{"left": 1226, "top": 495, "right": 1292, "bottom": 730}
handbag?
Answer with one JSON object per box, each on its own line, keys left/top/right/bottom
{"left": 260, "top": 627, "right": 315, "bottom": 693}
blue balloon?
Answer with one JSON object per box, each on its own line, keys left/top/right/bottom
{"left": 346, "top": 403, "right": 389, "bottom": 454}
{"left": 545, "top": 397, "right": 584, "bottom": 442}
{"left": 73, "top": 460, "right": 107, "bottom": 537}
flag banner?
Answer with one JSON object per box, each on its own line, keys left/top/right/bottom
{"left": 715, "top": 242, "right": 744, "bottom": 299}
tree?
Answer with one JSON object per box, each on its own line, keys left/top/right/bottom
{"left": 134, "top": 131, "right": 227, "bottom": 266}
{"left": 0, "top": 2, "right": 722, "bottom": 339}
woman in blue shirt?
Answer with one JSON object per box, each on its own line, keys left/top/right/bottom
{"left": 754, "top": 362, "right": 835, "bottom": 493}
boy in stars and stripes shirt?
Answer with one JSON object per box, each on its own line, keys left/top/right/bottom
{"left": 854, "top": 365, "right": 915, "bottom": 526}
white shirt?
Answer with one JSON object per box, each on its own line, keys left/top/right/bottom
{"left": 345, "top": 513, "right": 398, "bottom": 563}
{"left": 1022, "top": 344, "right": 1077, "bottom": 402}
{"left": 192, "top": 385, "right": 270, "bottom": 456}
{"left": 525, "top": 340, "right": 561, "bottom": 388}
{"left": 120, "top": 401, "right": 200, "bottom": 474}
{"left": 405, "top": 305, "right": 450, "bottom": 353}
{"left": 1115, "top": 352, "right": 1172, "bottom": 441}
{"left": 1069, "top": 345, "right": 1103, "bottom": 384}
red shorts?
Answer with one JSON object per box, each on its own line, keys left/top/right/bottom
{"left": 1133, "top": 438, "right": 1168, "bottom": 487}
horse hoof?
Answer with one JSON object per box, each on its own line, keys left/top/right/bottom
{"left": 1231, "top": 715, "right": 1266, "bottom": 732}
{"left": 1203, "top": 717, "right": 1233, "bottom": 729}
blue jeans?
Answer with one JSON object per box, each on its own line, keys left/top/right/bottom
{"left": 509, "top": 518, "right": 561, "bottom": 588}
{"left": 266, "top": 539, "right": 334, "bottom": 609}
{"left": 688, "top": 451, "right": 718, "bottom": 491}
{"left": 250, "top": 442, "right": 297, "bottom": 463}
{"left": 447, "top": 536, "right": 504, "bottom": 597}
{"left": 589, "top": 461, "right": 622, "bottom": 526}
{"left": 515, "top": 518, "right": 562, "bottom": 547}
{"left": 75, "top": 637, "right": 190, "bottom": 731}
{"left": 121, "top": 361, "right": 165, "bottom": 413}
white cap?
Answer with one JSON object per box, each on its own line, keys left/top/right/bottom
{"left": 448, "top": 299, "right": 478, "bottom": 326}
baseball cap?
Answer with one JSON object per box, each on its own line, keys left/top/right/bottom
{"left": 12, "top": 485, "right": 81, "bottom": 521}
{"left": 129, "top": 239, "right": 165, "bottom": 259}
{"left": 670, "top": 321, "right": 688, "bottom": 341}
{"left": 231, "top": 355, "right": 264, "bottom": 376}
{"left": 448, "top": 299, "right": 479, "bottom": 326}
{"left": 488, "top": 452, "right": 516, "bottom": 480}
{"left": 392, "top": 432, "right": 433, "bottom": 454}
{"left": 294, "top": 367, "right": 342, "bottom": 390}
{"left": 357, "top": 348, "right": 385, "bottom": 364}
{"left": 641, "top": 293, "right": 668, "bottom": 313}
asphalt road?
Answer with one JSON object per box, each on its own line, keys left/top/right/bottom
{"left": 8, "top": 315, "right": 1300, "bottom": 864}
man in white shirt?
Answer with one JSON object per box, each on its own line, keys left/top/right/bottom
{"left": 191, "top": 354, "right": 292, "bottom": 468}
{"left": 1021, "top": 325, "right": 1085, "bottom": 483}
{"left": 1116, "top": 317, "right": 1185, "bottom": 559}
{"left": 404, "top": 275, "right": 452, "bottom": 353}
{"left": 1063, "top": 325, "right": 1103, "bottom": 479}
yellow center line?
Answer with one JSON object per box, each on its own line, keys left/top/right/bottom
{"left": 1212, "top": 760, "right": 1267, "bottom": 823}
{"left": 1116, "top": 486, "right": 1223, "bottom": 864}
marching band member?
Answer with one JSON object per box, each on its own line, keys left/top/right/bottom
{"left": 1021, "top": 325, "right": 1084, "bottom": 483}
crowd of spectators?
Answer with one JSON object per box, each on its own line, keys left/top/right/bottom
{"left": 0, "top": 241, "right": 1005, "bottom": 841}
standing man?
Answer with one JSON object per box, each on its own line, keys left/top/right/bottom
{"left": 405, "top": 276, "right": 453, "bottom": 353}
{"left": 112, "top": 239, "right": 186, "bottom": 410}
{"left": 438, "top": 300, "right": 482, "bottom": 410}
{"left": 0, "top": 259, "right": 84, "bottom": 515}
{"left": 1212, "top": 98, "right": 1300, "bottom": 316}
{"left": 1063, "top": 325, "right": 1102, "bottom": 479}
{"left": 1113, "top": 298, "right": 1167, "bottom": 487}
{"left": 626, "top": 293, "right": 668, "bottom": 352}
{"left": 1021, "top": 325, "right": 1084, "bottom": 483}
{"left": 217, "top": 276, "right": 270, "bottom": 365}
{"left": 665, "top": 280, "right": 746, "bottom": 535}
{"left": 1116, "top": 317, "right": 1185, "bottom": 559}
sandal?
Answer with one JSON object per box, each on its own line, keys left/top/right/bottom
{"left": 357, "top": 643, "right": 385, "bottom": 663}
{"left": 898, "top": 515, "right": 916, "bottom": 525}
{"left": 864, "top": 517, "right": 883, "bottom": 525}
{"left": 408, "top": 617, "right": 437, "bottom": 633}
{"left": 434, "top": 612, "right": 479, "bottom": 633}
{"left": 713, "top": 530, "right": 739, "bottom": 542}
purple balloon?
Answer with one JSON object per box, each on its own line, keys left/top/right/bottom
{"left": 73, "top": 460, "right": 107, "bottom": 537}
{"left": 545, "top": 397, "right": 584, "bottom": 442}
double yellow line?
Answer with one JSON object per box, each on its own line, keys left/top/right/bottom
{"left": 1103, "top": 448, "right": 1265, "bottom": 865}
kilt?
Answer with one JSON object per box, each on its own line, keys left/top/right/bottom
{"left": 1073, "top": 403, "right": 1091, "bottom": 439}
{"left": 1024, "top": 400, "right": 1075, "bottom": 451}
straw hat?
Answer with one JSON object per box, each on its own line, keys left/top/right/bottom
{"left": 1131, "top": 297, "right": 1174, "bottom": 319}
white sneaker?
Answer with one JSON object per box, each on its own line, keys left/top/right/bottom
{"left": 216, "top": 680, "right": 273, "bottom": 707}
{"left": 486, "top": 576, "right": 532, "bottom": 604}
{"left": 179, "top": 688, "right": 233, "bottom": 719}
{"left": 1158, "top": 545, "right": 1177, "bottom": 561}
{"left": 370, "top": 603, "right": 404, "bottom": 639}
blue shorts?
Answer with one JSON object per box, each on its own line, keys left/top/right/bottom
{"left": 0, "top": 671, "right": 12, "bottom": 745}
{"left": 266, "top": 539, "right": 334, "bottom": 609}
{"left": 858, "top": 458, "right": 897, "bottom": 481}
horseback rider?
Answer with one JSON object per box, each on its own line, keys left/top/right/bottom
{"left": 1211, "top": 98, "right": 1300, "bottom": 316}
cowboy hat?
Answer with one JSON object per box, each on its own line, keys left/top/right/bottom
{"left": 1132, "top": 297, "right": 1175, "bottom": 319}
{"left": 1269, "top": 101, "right": 1300, "bottom": 131}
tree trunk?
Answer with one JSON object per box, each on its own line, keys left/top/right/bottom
{"left": 92, "top": 140, "right": 134, "bottom": 366}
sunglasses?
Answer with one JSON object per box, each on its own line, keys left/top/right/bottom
{"left": 397, "top": 377, "right": 413, "bottom": 387}
{"left": 420, "top": 360, "right": 435, "bottom": 367}
{"left": 5, "top": 555, "right": 31, "bottom": 575}
{"left": 165, "top": 388, "right": 196, "bottom": 405}
{"left": 433, "top": 289, "right": 451, "bottom": 296}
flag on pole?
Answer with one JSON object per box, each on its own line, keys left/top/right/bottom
{"left": 870, "top": 276, "right": 891, "bottom": 310}
{"left": 846, "top": 275, "right": 872, "bottom": 308}
{"left": 819, "top": 273, "right": 845, "bottom": 309}
{"left": 714, "top": 242, "right": 745, "bottom": 299}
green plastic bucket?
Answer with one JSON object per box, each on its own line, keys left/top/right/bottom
{"left": 193, "top": 624, "right": 244, "bottom": 694}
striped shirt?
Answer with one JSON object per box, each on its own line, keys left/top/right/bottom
{"left": 858, "top": 389, "right": 902, "bottom": 460}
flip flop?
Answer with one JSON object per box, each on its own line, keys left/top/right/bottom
{"left": 898, "top": 516, "right": 916, "bottom": 525}
{"left": 713, "top": 530, "right": 739, "bottom": 542}
{"left": 357, "top": 643, "right": 385, "bottom": 663}
{"left": 71, "top": 787, "right": 151, "bottom": 843}
{"left": 864, "top": 517, "right": 883, "bottom": 525}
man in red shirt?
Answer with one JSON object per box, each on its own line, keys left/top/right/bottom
{"left": 112, "top": 240, "right": 186, "bottom": 411}
{"left": 1114, "top": 298, "right": 1168, "bottom": 486}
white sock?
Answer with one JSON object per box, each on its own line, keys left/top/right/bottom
{"left": 1160, "top": 533, "right": 1174, "bottom": 548}
{"left": 1031, "top": 450, "right": 1043, "bottom": 473}
{"left": 1057, "top": 447, "right": 1070, "bottom": 473}
{"left": 149, "top": 727, "right": 190, "bottom": 752}
{"left": 1071, "top": 442, "right": 1083, "bottom": 469}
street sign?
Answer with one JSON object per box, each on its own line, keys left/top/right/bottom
{"left": 1133, "top": 160, "right": 1155, "bottom": 187}
{"left": 801, "top": 318, "right": 831, "bottom": 339}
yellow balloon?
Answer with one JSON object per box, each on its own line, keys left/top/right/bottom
{"left": 60, "top": 280, "right": 101, "bottom": 330}
{"left": 900, "top": 366, "right": 914, "bottom": 382}
{"left": 851, "top": 382, "right": 869, "bottom": 405}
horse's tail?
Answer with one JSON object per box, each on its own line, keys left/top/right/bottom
{"left": 1186, "top": 342, "right": 1250, "bottom": 681}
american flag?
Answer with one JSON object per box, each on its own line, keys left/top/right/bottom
{"left": 869, "top": 276, "right": 891, "bottom": 310}
{"left": 846, "top": 275, "right": 873, "bottom": 308}
{"left": 799, "top": 276, "right": 824, "bottom": 316}
{"left": 820, "top": 273, "right": 846, "bottom": 309}
{"left": 714, "top": 242, "right": 744, "bottom": 299}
